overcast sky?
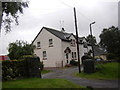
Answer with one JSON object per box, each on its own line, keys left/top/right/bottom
{"left": 0, "top": 0, "right": 119, "bottom": 55}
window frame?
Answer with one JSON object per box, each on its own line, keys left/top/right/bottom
{"left": 71, "top": 52, "right": 77, "bottom": 60}
{"left": 70, "top": 39, "right": 76, "bottom": 47}
{"left": 37, "top": 41, "right": 41, "bottom": 49}
{"left": 49, "top": 39, "right": 53, "bottom": 47}
{"left": 43, "top": 51, "right": 47, "bottom": 60}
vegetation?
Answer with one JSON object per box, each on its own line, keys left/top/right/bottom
{"left": 99, "top": 26, "right": 120, "bottom": 60}
{"left": 75, "top": 62, "right": 119, "bottom": 80}
{"left": 86, "top": 34, "right": 97, "bottom": 45}
{"left": 8, "top": 40, "right": 35, "bottom": 60}
{"left": 2, "top": 78, "right": 83, "bottom": 88}
{"left": 2, "top": 56, "right": 41, "bottom": 81}
{"left": 70, "top": 60, "right": 78, "bottom": 66}
{"left": 1, "top": 2, "right": 28, "bottom": 32}
{"left": 41, "top": 70, "right": 51, "bottom": 74}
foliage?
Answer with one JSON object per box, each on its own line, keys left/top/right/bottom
{"left": 2, "top": 78, "right": 84, "bottom": 88}
{"left": 99, "top": 26, "right": 120, "bottom": 60}
{"left": 107, "top": 53, "right": 116, "bottom": 60}
{"left": 8, "top": 40, "right": 35, "bottom": 60}
{"left": 70, "top": 60, "right": 78, "bottom": 66}
{"left": 81, "top": 55, "right": 93, "bottom": 64}
{"left": 1, "top": 2, "right": 28, "bottom": 32}
{"left": 41, "top": 70, "right": 51, "bottom": 74}
{"left": 2, "top": 56, "right": 41, "bottom": 81}
{"left": 75, "top": 62, "right": 119, "bottom": 80}
{"left": 86, "top": 34, "right": 97, "bottom": 45}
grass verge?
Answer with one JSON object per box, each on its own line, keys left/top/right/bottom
{"left": 41, "top": 70, "right": 51, "bottom": 74}
{"left": 75, "top": 62, "right": 119, "bottom": 80}
{"left": 2, "top": 78, "right": 84, "bottom": 88}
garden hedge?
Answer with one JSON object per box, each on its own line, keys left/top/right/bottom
{"left": 2, "top": 56, "right": 42, "bottom": 81}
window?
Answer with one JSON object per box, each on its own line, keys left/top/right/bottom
{"left": 49, "top": 39, "right": 53, "bottom": 47}
{"left": 43, "top": 51, "right": 47, "bottom": 60}
{"left": 37, "top": 42, "right": 41, "bottom": 48}
{"left": 70, "top": 39, "right": 76, "bottom": 47}
{"left": 72, "top": 52, "right": 77, "bottom": 60}
{"left": 83, "top": 42, "right": 87, "bottom": 48}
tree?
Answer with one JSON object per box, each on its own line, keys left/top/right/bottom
{"left": 8, "top": 40, "right": 35, "bottom": 60}
{"left": 86, "top": 34, "right": 97, "bottom": 45}
{"left": 0, "top": 1, "right": 28, "bottom": 33}
{"left": 99, "top": 26, "right": 120, "bottom": 59}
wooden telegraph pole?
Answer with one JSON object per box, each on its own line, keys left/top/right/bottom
{"left": 73, "top": 7, "right": 81, "bottom": 73}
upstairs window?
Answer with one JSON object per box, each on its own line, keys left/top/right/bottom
{"left": 49, "top": 39, "right": 53, "bottom": 47}
{"left": 83, "top": 42, "right": 87, "bottom": 48}
{"left": 70, "top": 39, "right": 76, "bottom": 47}
{"left": 37, "top": 42, "right": 41, "bottom": 48}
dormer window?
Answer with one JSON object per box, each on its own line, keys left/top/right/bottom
{"left": 37, "top": 42, "right": 41, "bottom": 48}
{"left": 70, "top": 39, "right": 76, "bottom": 47}
{"left": 83, "top": 42, "right": 87, "bottom": 48}
{"left": 49, "top": 39, "right": 53, "bottom": 47}
{"left": 79, "top": 40, "right": 83, "bottom": 44}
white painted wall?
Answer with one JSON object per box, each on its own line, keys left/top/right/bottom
{"left": 33, "top": 28, "right": 92, "bottom": 67}
{"left": 33, "top": 28, "right": 62, "bottom": 67}
{"left": 61, "top": 35, "right": 78, "bottom": 66}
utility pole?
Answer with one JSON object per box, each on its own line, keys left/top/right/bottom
{"left": 73, "top": 7, "right": 81, "bottom": 73}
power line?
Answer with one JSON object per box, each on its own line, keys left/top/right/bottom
{"left": 59, "top": 0, "right": 102, "bottom": 30}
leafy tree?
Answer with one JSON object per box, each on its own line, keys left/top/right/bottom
{"left": 8, "top": 40, "right": 35, "bottom": 60}
{"left": 86, "top": 34, "right": 97, "bottom": 45}
{"left": 99, "top": 26, "right": 120, "bottom": 59}
{"left": 0, "top": 1, "right": 28, "bottom": 33}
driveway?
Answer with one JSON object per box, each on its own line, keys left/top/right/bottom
{"left": 42, "top": 67, "right": 119, "bottom": 89}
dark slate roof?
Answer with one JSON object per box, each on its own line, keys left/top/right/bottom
{"left": 44, "top": 27, "right": 72, "bottom": 42}
{"left": 94, "top": 46, "right": 107, "bottom": 56}
{"left": 32, "top": 27, "right": 87, "bottom": 44}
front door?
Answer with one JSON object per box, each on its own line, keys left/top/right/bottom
{"left": 64, "top": 47, "right": 71, "bottom": 64}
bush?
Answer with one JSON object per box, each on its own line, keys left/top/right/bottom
{"left": 2, "top": 56, "right": 42, "bottom": 81}
{"left": 70, "top": 60, "right": 78, "bottom": 66}
{"left": 81, "top": 55, "right": 92, "bottom": 64}
{"left": 107, "top": 53, "right": 116, "bottom": 60}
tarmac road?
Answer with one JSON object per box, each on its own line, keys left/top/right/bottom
{"left": 42, "top": 66, "right": 119, "bottom": 89}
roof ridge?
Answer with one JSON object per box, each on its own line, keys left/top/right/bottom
{"left": 43, "top": 27, "right": 72, "bottom": 35}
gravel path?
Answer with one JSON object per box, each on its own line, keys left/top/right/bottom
{"left": 42, "top": 67, "right": 119, "bottom": 89}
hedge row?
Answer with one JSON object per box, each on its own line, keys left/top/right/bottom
{"left": 2, "top": 56, "right": 42, "bottom": 81}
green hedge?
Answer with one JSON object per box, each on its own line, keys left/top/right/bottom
{"left": 70, "top": 60, "right": 78, "bottom": 66}
{"left": 2, "top": 56, "right": 42, "bottom": 81}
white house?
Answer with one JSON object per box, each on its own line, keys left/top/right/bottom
{"left": 32, "top": 27, "right": 92, "bottom": 67}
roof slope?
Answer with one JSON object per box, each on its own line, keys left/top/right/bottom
{"left": 94, "top": 46, "right": 107, "bottom": 56}
{"left": 44, "top": 27, "right": 72, "bottom": 42}
{"left": 32, "top": 27, "right": 88, "bottom": 44}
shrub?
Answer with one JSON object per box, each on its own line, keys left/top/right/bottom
{"left": 107, "top": 53, "right": 116, "bottom": 60}
{"left": 81, "top": 55, "right": 93, "bottom": 64}
{"left": 70, "top": 60, "right": 78, "bottom": 66}
{"left": 2, "top": 56, "right": 41, "bottom": 81}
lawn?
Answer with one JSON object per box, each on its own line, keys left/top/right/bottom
{"left": 41, "top": 70, "right": 51, "bottom": 74}
{"left": 2, "top": 78, "right": 83, "bottom": 88}
{"left": 75, "top": 62, "right": 119, "bottom": 80}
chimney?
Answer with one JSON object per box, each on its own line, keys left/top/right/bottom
{"left": 61, "top": 28, "right": 65, "bottom": 33}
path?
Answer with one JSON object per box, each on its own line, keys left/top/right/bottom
{"left": 42, "top": 67, "right": 119, "bottom": 89}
